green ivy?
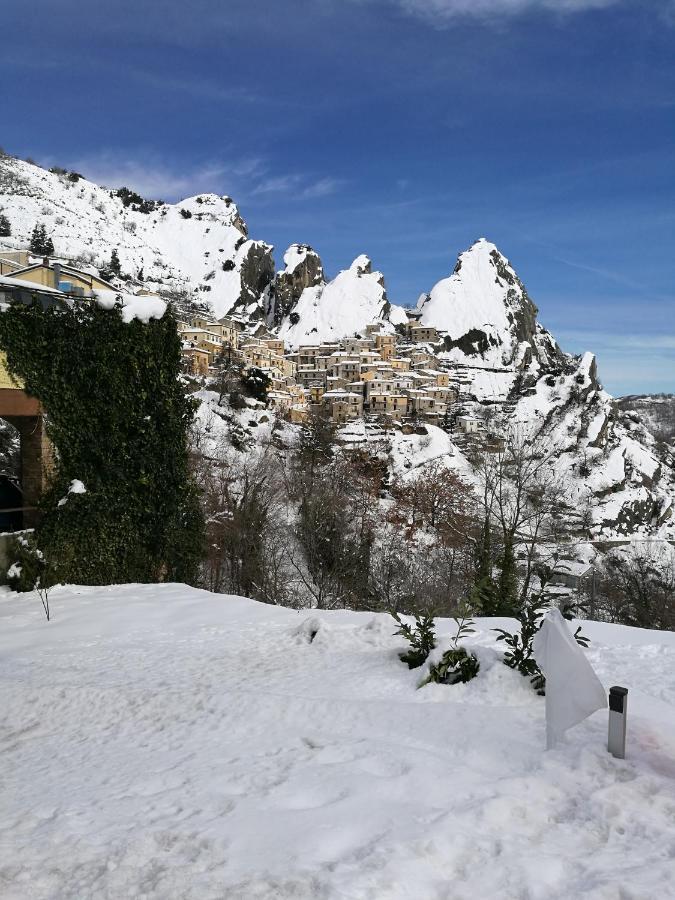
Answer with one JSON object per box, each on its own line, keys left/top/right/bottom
{"left": 0, "top": 297, "right": 204, "bottom": 587}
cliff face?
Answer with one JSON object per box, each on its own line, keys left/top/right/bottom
{"left": 269, "top": 244, "right": 325, "bottom": 328}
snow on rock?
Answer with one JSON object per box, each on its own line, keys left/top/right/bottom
{"left": 278, "top": 255, "right": 404, "bottom": 349}
{"left": 418, "top": 239, "right": 562, "bottom": 368}
{"left": 282, "top": 244, "right": 315, "bottom": 275}
{"left": 0, "top": 156, "right": 271, "bottom": 320}
{"left": 1, "top": 583, "right": 675, "bottom": 899}
{"left": 270, "top": 244, "right": 325, "bottom": 327}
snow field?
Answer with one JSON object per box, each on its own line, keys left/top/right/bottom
{"left": 2, "top": 585, "right": 675, "bottom": 899}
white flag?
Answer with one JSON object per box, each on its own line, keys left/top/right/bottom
{"left": 533, "top": 608, "right": 606, "bottom": 749}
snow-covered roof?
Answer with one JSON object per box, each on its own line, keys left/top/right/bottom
{"left": 0, "top": 274, "right": 64, "bottom": 295}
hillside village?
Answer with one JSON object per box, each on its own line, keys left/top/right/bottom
{"left": 178, "top": 310, "right": 498, "bottom": 444}
{"left": 0, "top": 249, "right": 497, "bottom": 444}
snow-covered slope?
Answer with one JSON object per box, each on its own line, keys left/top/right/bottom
{"left": 2, "top": 583, "right": 674, "bottom": 899}
{"left": 0, "top": 155, "right": 273, "bottom": 319}
{"left": 278, "top": 254, "right": 406, "bottom": 349}
{"left": 418, "top": 238, "right": 561, "bottom": 368}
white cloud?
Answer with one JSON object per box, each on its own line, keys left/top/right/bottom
{"left": 47, "top": 150, "right": 346, "bottom": 208}
{"left": 252, "top": 174, "right": 344, "bottom": 199}
{"left": 302, "top": 177, "right": 344, "bottom": 198}
{"left": 251, "top": 174, "right": 304, "bottom": 196}
{"left": 50, "top": 152, "right": 265, "bottom": 202}
{"left": 388, "top": 0, "right": 621, "bottom": 22}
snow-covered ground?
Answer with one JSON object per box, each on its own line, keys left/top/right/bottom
{"left": 2, "top": 585, "right": 675, "bottom": 899}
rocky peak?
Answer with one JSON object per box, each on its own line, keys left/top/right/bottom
{"left": 277, "top": 253, "right": 399, "bottom": 349}
{"left": 418, "top": 238, "right": 563, "bottom": 368}
{"left": 269, "top": 243, "right": 325, "bottom": 327}
{"left": 350, "top": 254, "right": 372, "bottom": 276}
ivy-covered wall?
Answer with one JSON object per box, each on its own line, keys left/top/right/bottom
{"left": 0, "top": 298, "right": 204, "bottom": 586}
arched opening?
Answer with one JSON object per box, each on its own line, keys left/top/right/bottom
{"left": 0, "top": 389, "right": 53, "bottom": 530}
{"left": 0, "top": 416, "right": 21, "bottom": 530}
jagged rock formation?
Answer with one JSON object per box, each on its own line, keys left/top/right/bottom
{"left": 617, "top": 395, "right": 675, "bottom": 447}
{"left": 277, "top": 254, "right": 407, "bottom": 350}
{"left": 418, "top": 239, "right": 563, "bottom": 369}
{"left": 269, "top": 244, "right": 325, "bottom": 327}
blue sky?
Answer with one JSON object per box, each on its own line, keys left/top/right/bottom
{"left": 2, "top": 0, "right": 673, "bottom": 394}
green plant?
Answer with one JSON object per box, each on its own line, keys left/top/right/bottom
{"left": 0, "top": 297, "right": 204, "bottom": 587}
{"left": 29, "top": 223, "right": 54, "bottom": 256}
{"left": 422, "top": 602, "right": 480, "bottom": 686}
{"left": 423, "top": 646, "right": 480, "bottom": 685}
{"left": 393, "top": 611, "right": 436, "bottom": 669}
{"left": 494, "top": 593, "right": 591, "bottom": 694}
{"left": 6, "top": 532, "right": 45, "bottom": 593}
{"left": 242, "top": 367, "right": 271, "bottom": 403}
{"left": 494, "top": 592, "right": 548, "bottom": 694}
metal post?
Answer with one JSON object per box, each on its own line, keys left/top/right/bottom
{"left": 608, "top": 686, "right": 628, "bottom": 759}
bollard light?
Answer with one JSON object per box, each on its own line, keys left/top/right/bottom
{"left": 608, "top": 686, "right": 628, "bottom": 759}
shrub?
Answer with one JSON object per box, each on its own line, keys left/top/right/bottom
{"left": 115, "top": 187, "right": 159, "bottom": 214}
{"left": 5, "top": 532, "right": 45, "bottom": 593}
{"left": 180, "top": 208, "right": 192, "bottom": 219}
{"left": 424, "top": 646, "right": 480, "bottom": 685}
{"left": 494, "top": 591, "right": 589, "bottom": 694}
{"left": 421, "top": 603, "right": 479, "bottom": 685}
{"left": 242, "top": 367, "right": 271, "bottom": 403}
{"left": 494, "top": 593, "right": 548, "bottom": 693}
{"left": 393, "top": 612, "right": 436, "bottom": 668}
{"left": 229, "top": 390, "right": 247, "bottom": 410}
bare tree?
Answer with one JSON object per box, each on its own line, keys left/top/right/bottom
{"left": 475, "top": 426, "right": 572, "bottom": 614}
{"left": 596, "top": 544, "right": 675, "bottom": 630}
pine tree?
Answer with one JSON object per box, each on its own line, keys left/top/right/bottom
{"left": 0, "top": 214, "right": 11, "bottom": 237}
{"left": 29, "top": 224, "right": 45, "bottom": 254}
{"left": 29, "top": 223, "right": 54, "bottom": 256}
{"left": 109, "top": 249, "right": 121, "bottom": 277}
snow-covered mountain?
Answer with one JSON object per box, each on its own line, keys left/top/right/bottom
{"left": 617, "top": 395, "right": 675, "bottom": 447}
{"left": 277, "top": 254, "right": 407, "bottom": 350}
{"left": 418, "top": 238, "right": 562, "bottom": 369}
{"left": 0, "top": 154, "right": 273, "bottom": 319}
{"left": 1, "top": 154, "right": 673, "bottom": 539}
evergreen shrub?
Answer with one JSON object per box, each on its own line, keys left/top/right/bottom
{"left": 0, "top": 297, "right": 204, "bottom": 587}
